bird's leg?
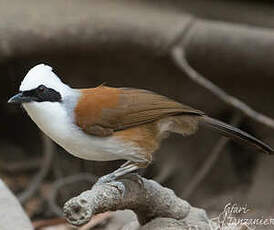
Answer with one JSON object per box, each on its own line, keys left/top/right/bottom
{"left": 96, "top": 161, "right": 140, "bottom": 185}
{"left": 120, "top": 160, "right": 132, "bottom": 168}
{"left": 94, "top": 162, "right": 142, "bottom": 196}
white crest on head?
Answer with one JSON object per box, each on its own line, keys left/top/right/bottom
{"left": 19, "top": 64, "right": 71, "bottom": 97}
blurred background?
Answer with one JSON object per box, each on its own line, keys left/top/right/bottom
{"left": 1, "top": 0, "right": 274, "bottom": 229}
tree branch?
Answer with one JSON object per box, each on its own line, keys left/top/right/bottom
{"left": 63, "top": 175, "right": 210, "bottom": 228}
{"left": 171, "top": 46, "right": 274, "bottom": 129}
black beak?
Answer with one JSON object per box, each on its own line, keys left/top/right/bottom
{"left": 8, "top": 92, "right": 31, "bottom": 104}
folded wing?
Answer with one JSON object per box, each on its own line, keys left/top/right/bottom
{"left": 74, "top": 86, "right": 204, "bottom": 136}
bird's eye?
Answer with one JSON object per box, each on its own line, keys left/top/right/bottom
{"left": 38, "top": 85, "right": 46, "bottom": 92}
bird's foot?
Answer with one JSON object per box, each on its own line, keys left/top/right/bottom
{"left": 95, "top": 172, "right": 117, "bottom": 185}
{"left": 94, "top": 172, "right": 143, "bottom": 197}
{"left": 107, "top": 181, "right": 127, "bottom": 197}
{"left": 117, "top": 173, "right": 144, "bottom": 188}
{"left": 107, "top": 173, "right": 144, "bottom": 196}
{"left": 94, "top": 161, "right": 142, "bottom": 196}
{"left": 94, "top": 173, "right": 126, "bottom": 196}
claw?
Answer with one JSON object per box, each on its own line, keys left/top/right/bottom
{"left": 119, "top": 173, "right": 144, "bottom": 188}
{"left": 95, "top": 173, "right": 117, "bottom": 186}
{"left": 108, "top": 181, "right": 126, "bottom": 197}
{"left": 94, "top": 172, "right": 143, "bottom": 198}
{"left": 95, "top": 174, "right": 127, "bottom": 197}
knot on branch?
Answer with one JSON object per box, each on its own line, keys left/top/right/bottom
{"left": 63, "top": 196, "right": 92, "bottom": 226}
{"left": 63, "top": 174, "right": 210, "bottom": 229}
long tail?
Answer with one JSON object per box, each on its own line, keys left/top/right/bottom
{"left": 200, "top": 115, "right": 273, "bottom": 154}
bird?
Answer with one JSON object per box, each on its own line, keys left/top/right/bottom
{"left": 8, "top": 64, "right": 273, "bottom": 184}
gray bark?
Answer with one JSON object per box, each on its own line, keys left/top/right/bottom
{"left": 63, "top": 175, "right": 210, "bottom": 229}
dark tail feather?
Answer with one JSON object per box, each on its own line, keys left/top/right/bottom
{"left": 200, "top": 115, "right": 273, "bottom": 154}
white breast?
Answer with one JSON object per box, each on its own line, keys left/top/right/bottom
{"left": 23, "top": 102, "right": 142, "bottom": 162}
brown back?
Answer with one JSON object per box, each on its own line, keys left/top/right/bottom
{"left": 75, "top": 86, "right": 204, "bottom": 136}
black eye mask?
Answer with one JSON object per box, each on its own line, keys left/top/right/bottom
{"left": 21, "top": 85, "right": 62, "bottom": 102}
